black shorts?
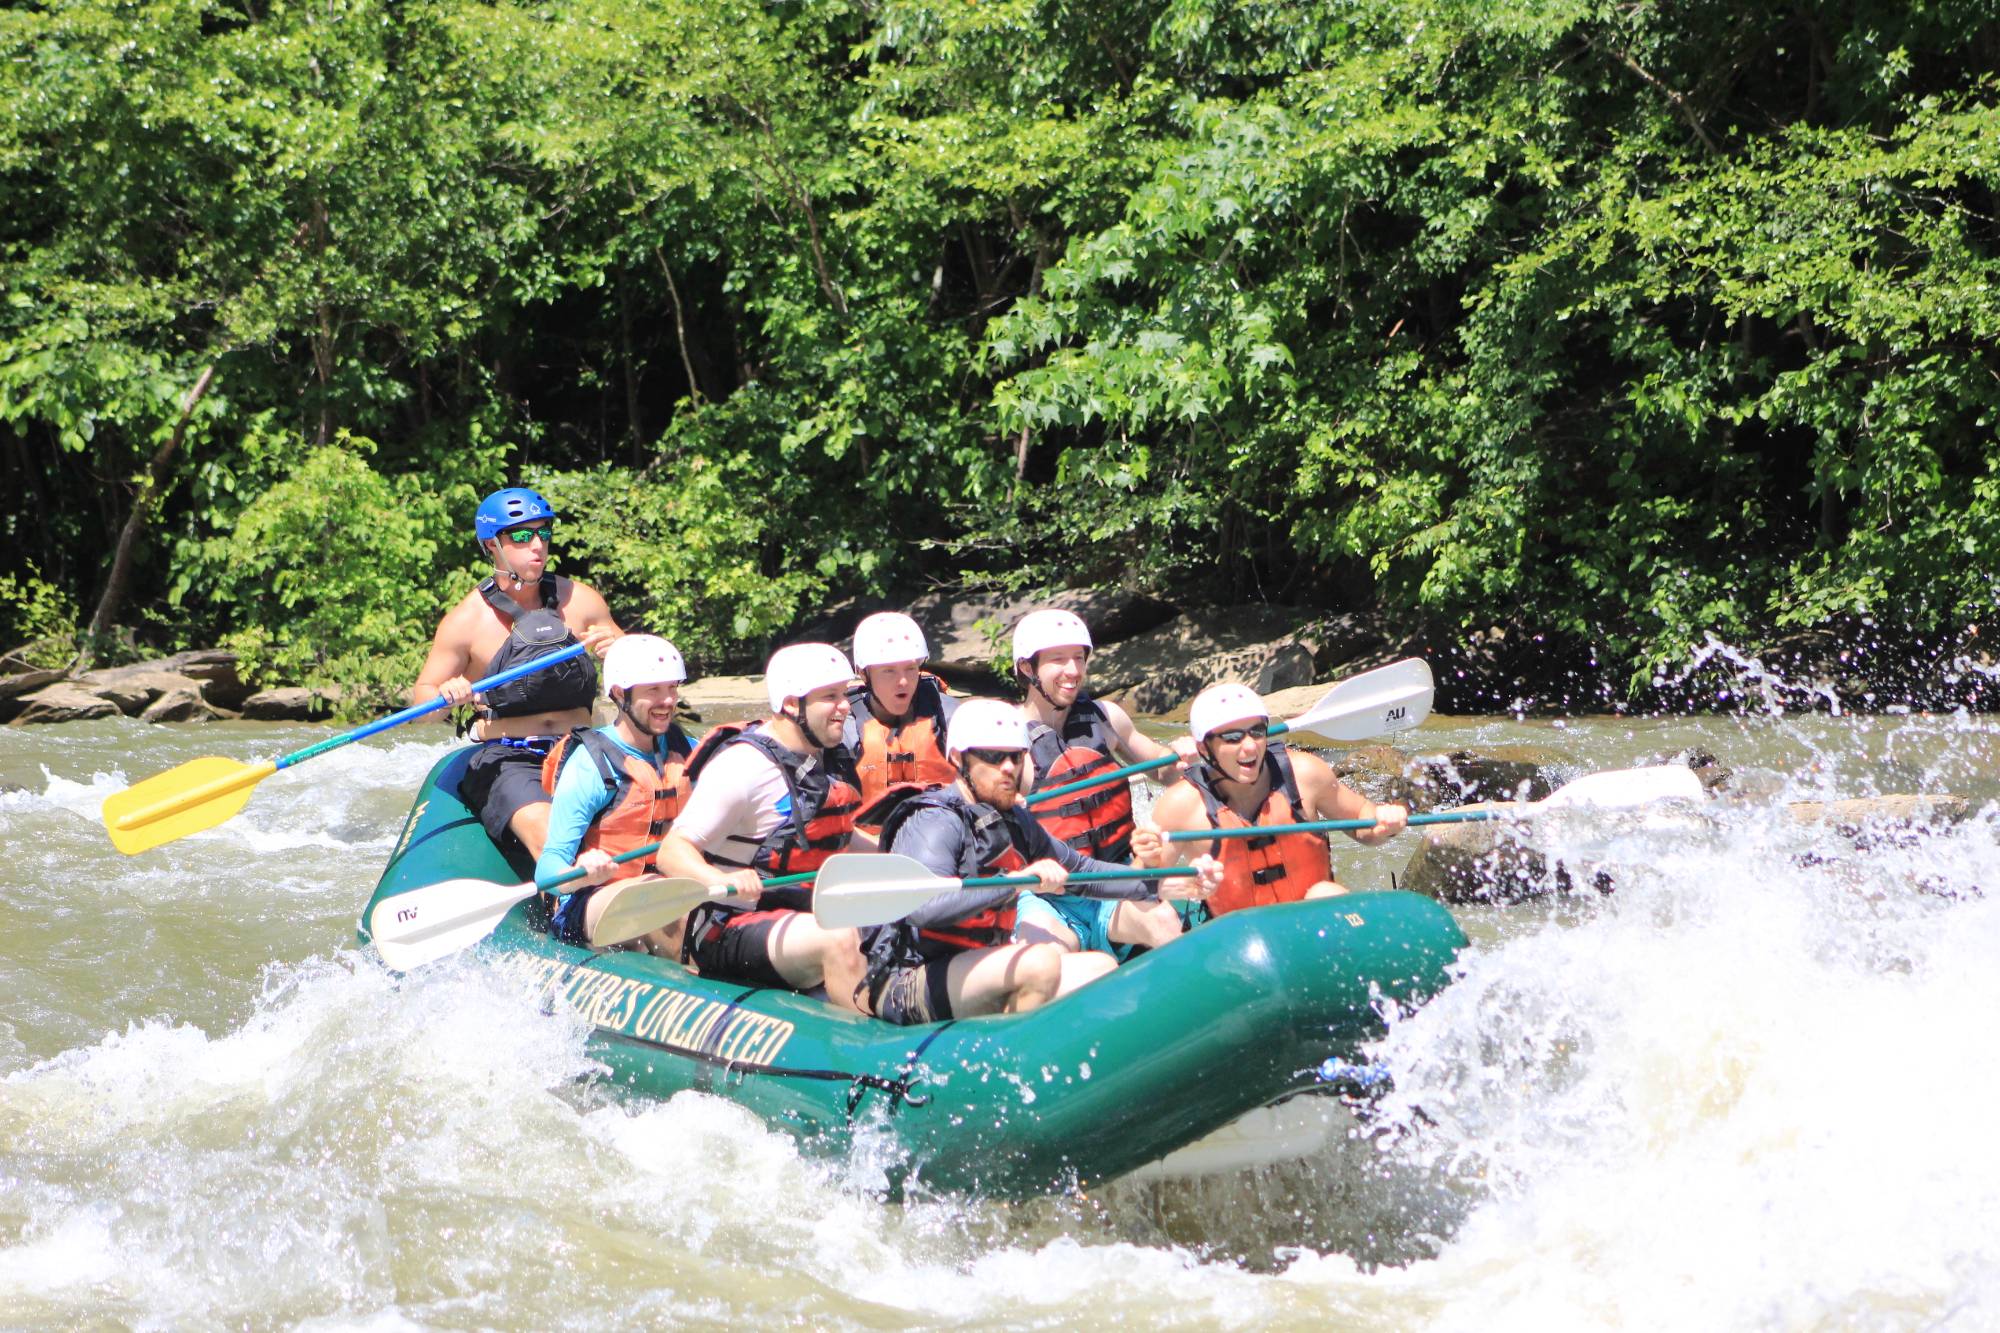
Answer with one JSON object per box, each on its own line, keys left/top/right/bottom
{"left": 548, "top": 885, "right": 599, "bottom": 946}
{"left": 685, "top": 906, "right": 794, "bottom": 990}
{"left": 460, "top": 739, "right": 555, "bottom": 847}
{"left": 868, "top": 957, "right": 954, "bottom": 1026}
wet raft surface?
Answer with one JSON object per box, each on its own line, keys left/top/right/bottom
{"left": 360, "top": 746, "right": 1469, "bottom": 1197}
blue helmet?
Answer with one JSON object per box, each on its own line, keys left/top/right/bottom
{"left": 474, "top": 487, "right": 559, "bottom": 542}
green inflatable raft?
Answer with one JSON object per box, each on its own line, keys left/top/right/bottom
{"left": 359, "top": 746, "right": 1468, "bottom": 1198}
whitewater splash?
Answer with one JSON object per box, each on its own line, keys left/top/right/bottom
{"left": 0, "top": 698, "right": 1996, "bottom": 1326}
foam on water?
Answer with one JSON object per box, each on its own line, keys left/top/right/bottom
{"left": 1342, "top": 784, "right": 2000, "bottom": 1328}
{"left": 3, "top": 697, "right": 1999, "bottom": 1326}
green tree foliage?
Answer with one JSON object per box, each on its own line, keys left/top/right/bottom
{"left": 193, "top": 438, "right": 458, "bottom": 705}
{"left": 2, "top": 0, "right": 1997, "bottom": 704}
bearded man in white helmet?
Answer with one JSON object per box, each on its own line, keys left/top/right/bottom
{"left": 533, "top": 634, "right": 696, "bottom": 954}
{"left": 867, "top": 700, "right": 1223, "bottom": 1025}
{"left": 655, "top": 643, "right": 873, "bottom": 1012}
{"left": 839, "top": 611, "right": 959, "bottom": 810}
{"left": 1010, "top": 608, "right": 1201, "bottom": 959}
{"left": 1140, "top": 682, "right": 1408, "bottom": 913}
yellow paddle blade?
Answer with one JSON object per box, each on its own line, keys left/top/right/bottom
{"left": 101, "top": 756, "right": 277, "bottom": 855}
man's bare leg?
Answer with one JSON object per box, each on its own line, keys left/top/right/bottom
{"left": 508, "top": 802, "right": 552, "bottom": 862}
{"left": 1056, "top": 950, "right": 1116, "bottom": 997}
{"left": 1107, "top": 899, "right": 1186, "bottom": 950}
{"left": 765, "top": 913, "right": 871, "bottom": 1013}
{"left": 943, "top": 943, "right": 1062, "bottom": 1017}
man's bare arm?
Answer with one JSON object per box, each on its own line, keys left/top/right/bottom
{"left": 410, "top": 601, "right": 478, "bottom": 709}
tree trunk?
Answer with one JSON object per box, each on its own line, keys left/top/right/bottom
{"left": 78, "top": 363, "right": 219, "bottom": 669}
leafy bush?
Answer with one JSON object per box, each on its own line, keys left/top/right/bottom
{"left": 186, "top": 438, "right": 461, "bottom": 714}
{"left": 0, "top": 565, "right": 79, "bottom": 669}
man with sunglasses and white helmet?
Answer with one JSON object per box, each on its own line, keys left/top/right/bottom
{"left": 867, "top": 700, "right": 1223, "bottom": 1025}
{"left": 1139, "top": 682, "right": 1408, "bottom": 913}
{"left": 1011, "top": 607, "right": 1200, "bottom": 958}
{"left": 656, "top": 643, "right": 873, "bottom": 1011}
{"left": 839, "top": 611, "right": 959, "bottom": 809}
{"left": 413, "top": 487, "right": 622, "bottom": 861}
{"left": 531, "top": 634, "right": 696, "bottom": 955}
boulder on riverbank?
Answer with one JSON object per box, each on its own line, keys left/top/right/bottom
{"left": 73, "top": 668, "right": 215, "bottom": 717}
{"left": 140, "top": 688, "right": 226, "bottom": 724}
{"left": 0, "top": 668, "right": 68, "bottom": 723}
{"left": 10, "top": 683, "right": 122, "bottom": 725}
{"left": 1092, "top": 607, "right": 1403, "bottom": 717}
{"left": 901, "top": 586, "right": 1178, "bottom": 686}
{"left": 240, "top": 686, "right": 342, "bottom": 720}
{"left": 677, "top": 674, "right": 771, "bottom": 723}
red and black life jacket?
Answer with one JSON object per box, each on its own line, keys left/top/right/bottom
{"left": 476, "top": 574, "right": 597, "bottom": 718}
{"left": 877, "top": 788, "right": 1027, "bottom": 959}
{"left": 538, "top": 724, "right": 693, "bottom": 879}
{"left": 1025, "top": 693, "right": 1135, "bottom": 862}
{"left": 840, "top": 674, "right": 957, "bottom": 809}
{"left": 685, "top": 720, "right": 862, "bottom": 910}
{"left": 1185, "top": 745, "right": 1331, "bottom": 916}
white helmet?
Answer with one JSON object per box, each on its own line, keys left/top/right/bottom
{"left": 945, "top": 699, "right": 1030, "bottom": 759}
{"left": 1189, "top": 682, "right": 1268, "bottom": 742}
{"left": 1011, "top": 609, "right": 1092, "bottom": 667}
{"left": 852, "top": 611, "right": 929, "bottom": 670}
{"left": 765, "top": 642, "right": 855, "bottom": 713}
{"left": 602, "top": 634, "right": 686, "bottom": 697}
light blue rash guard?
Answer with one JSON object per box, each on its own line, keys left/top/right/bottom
{"left": 533, "top": 726, "right": 673, "bottom": 892}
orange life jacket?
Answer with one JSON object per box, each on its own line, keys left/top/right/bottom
{"left": 876, "top": 788, "right": 1027, "bottom": 960}
{"left": 842, "top": 674, "right": 957, "bottom": 809}
{"left": 538, "top": 725, "right": 692, "bottom": 879}
{"left": 685, "top": 721, "right": 862, "bottom": 910}
{"left": 1186, "top": 745, "right": 1330, "bottom": 916}
{"left": 1025, "top": 694, "right": 1134, "bottom": 862}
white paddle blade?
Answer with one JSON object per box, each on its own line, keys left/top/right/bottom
{"left": 587, "top": 877, "right": 735, "bottom": 949}
{"left": 1285, "top": 658, "right": 1435, "bottom": 743}
{"left": 812, "top": 852, "right": 962, "bottom": 929}
{"left": 368, "top": 878, "right": 536, "bottom": 971}
{"left": 1538, "top": 765, "right": 1706, "bottom": 811}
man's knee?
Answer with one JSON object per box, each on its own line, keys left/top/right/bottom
{"left": 1057, "top": 949, "right": 1117, "bottom": 996}
{"left": 1015, "top": 942, "right": 1062, "bottom": 1001}
{"left": 815, "top": 923, "right": 864, "bottom": 966}
{"left": 1114, "top": 899, "right": 1184, "bottom": 949}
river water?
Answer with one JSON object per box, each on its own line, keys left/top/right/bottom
{"left": 3, "top": 694, "right": 1998, "bottom": 1329}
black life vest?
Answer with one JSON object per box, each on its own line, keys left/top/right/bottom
{"left": 684, "top": 721, "right": 862, "bottom": 910}
{"left": 1185, "top": 745, "right": 1330, "bottom": 915}
{"left": 1025, "top": 693, "right": 1135, "bottom": 861}
{"left": 476, "top": 574, "right": 597, "bottom": 718}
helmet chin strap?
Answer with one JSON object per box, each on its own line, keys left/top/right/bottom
{"left": 484, "top": 540, "right": 528, "bottom": 590}
{"left": 1022, "top": 652, "right": 1079, "bottom": 712}
{"left": 616, "top": 691, "right": 667, "bottom": 740}
{"left": 782, "top": 702, "right": 824, "bottom": 752}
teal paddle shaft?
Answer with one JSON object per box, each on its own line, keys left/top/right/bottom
{"left": 537, "top": 843, "right": 816, "bottom": 896}
{"left": 960, "top": 865, "right": 1201, "bottom": 889}
{"left": 1166, "top": 810, "right": 1498, "bottom": 842}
